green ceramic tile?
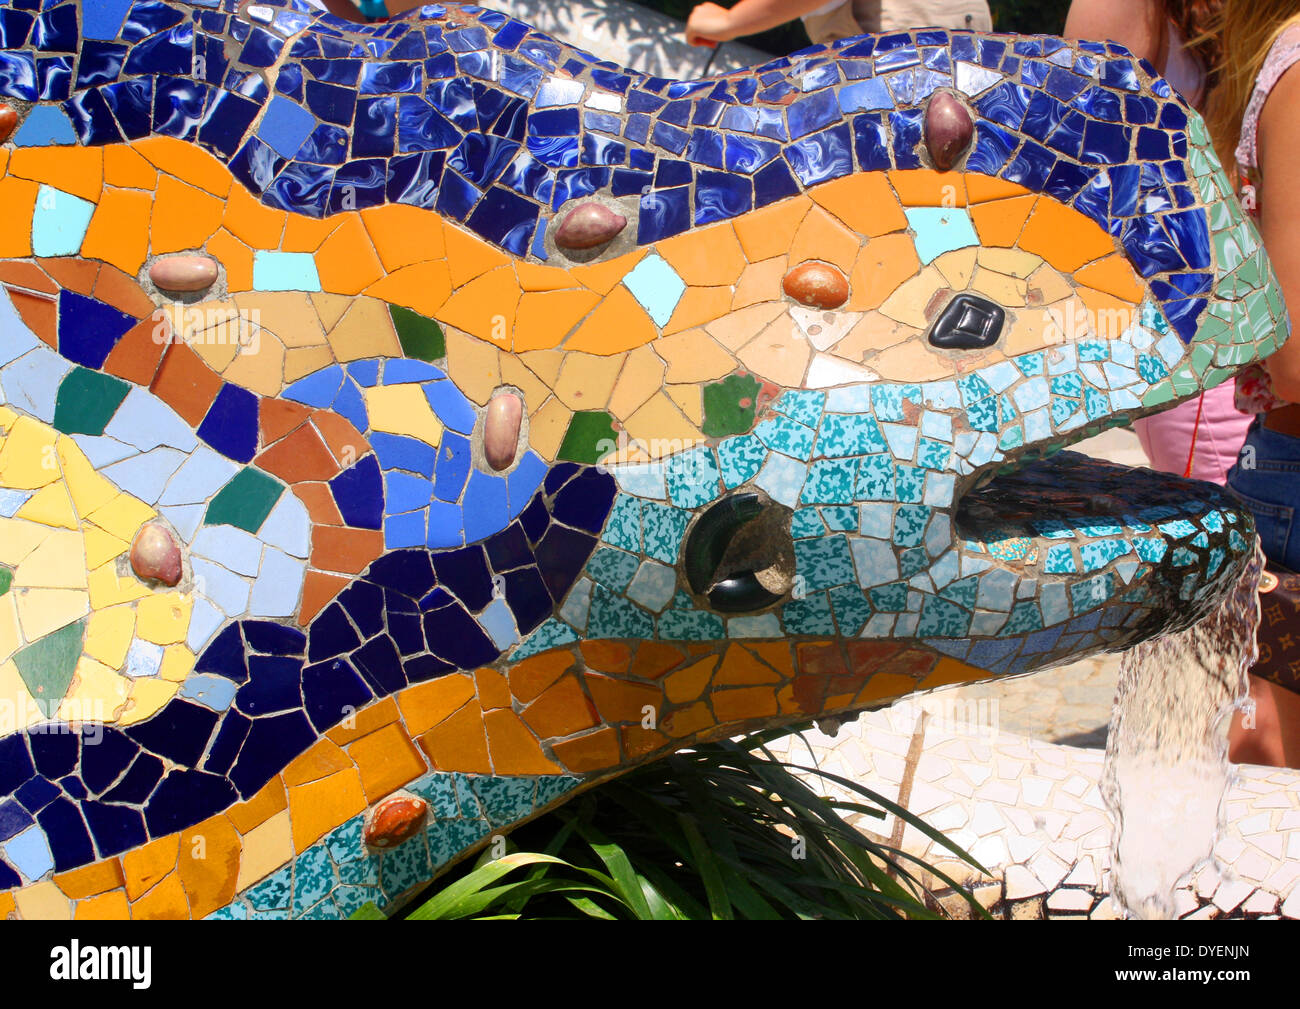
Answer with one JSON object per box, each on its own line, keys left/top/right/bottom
{"left": 556, "top": 410, "right": 617, "bottom": 464}
{"left": 204, "top": 468, "right": 285, "bottom": 533}
{"left": 390, "top": 305, "right": 446, "bottom": 362}
{"left": 702, "top": 372, "right": 762, "bottom": 438}
{"left": 52, "top": 366, "right": 131, "bottom": 436}
{"left": 14, "top": 618, "right": 85, "bottom": 716}
{"left": 0, "top": 566, "right": 11, "bottom": 597}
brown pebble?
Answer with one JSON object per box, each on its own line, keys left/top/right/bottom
{"left": 149, "top": 254, "right": 219, "bottom": 293}
{"left": 364, "top": 796, "right": 428, "bottom": 849}
{"left": 0, "top": 104, "right": 16, "bottom": 144}
{"left": 554, "top": 202, "right": 626, "bottom": 250}
{"left": 484, "top": 392, "right": 522, "bottom": 471}
{"left": 130, "top": 524, "right": 182, "bottom": 587}
{"left": 783, "top": 262, "right": 849, "bottom": 310}
{"left": 926, "top": 92, "right": 973, "bottom": 171}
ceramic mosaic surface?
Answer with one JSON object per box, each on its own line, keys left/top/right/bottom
{"left": 0, "top": 0, "right": 1287, "bottom": 919}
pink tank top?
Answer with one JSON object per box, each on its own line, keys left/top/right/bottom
{"left": 1234, "top": 24, "right": 1300, "bottom": 415}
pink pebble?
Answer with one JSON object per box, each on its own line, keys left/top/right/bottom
{"left": 484, "top": 393, "right": 523, "bottom": 471}
{"left": 149, "top": 255, "right": 219, "bottom": 293}
{"left": 554, "top": 203, "right": 626, "bottom": 250}
{"left": 130, "top": 524, "right": 182, "bottom": 587}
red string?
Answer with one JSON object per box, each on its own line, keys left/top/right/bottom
{"left": 1183, "top": 392, "right": 1207, "bottom": 479}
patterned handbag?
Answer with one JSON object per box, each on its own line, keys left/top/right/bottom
{"left": 1254, "top": 565, "right": 1300, "bottom": 694}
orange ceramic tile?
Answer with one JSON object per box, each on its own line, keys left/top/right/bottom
{"left": 309, "top": 526, "right": 385, "bottom": 575}
{"left": 662, "top": 286, "right": 733, "bottom": 337}
{"left": 227, "top": 777, "right": 288, "bottom": 834}
{"left": 54, "top": 859, "right": 126, "bottom": 900}
{"left": 256, "top": 424, "right": 338, "bottom": 483}
{"left": 283, "top": 738, "right": 353, "bottom": 787}
{"left": 205, "top": 228, "right": 255, "bottom": 292}
{"left": 316, "top": 214, "right": 385, "bottom": 295}
{"left": 0, "top": 260, "right": 57, "bottom": 294}
{"left": 364, "top": 260, "right": 453, "bottom": 318}
{"left": 583, "top": 673, "right": 662, "bottom": 724}
{"left": 130, "top": 872, "right": 189, "bottom": 919}
{"left": 149, "top": 343, "right": 223, "bottom": 425}
{"left": 74, "top": 891, "right": 131, "bottom": 921}
{"left": 1018, "top": 197, "right": 1117, "bottom": 272}
{"left": 95, "top": 264, "right": 155, "bottom": 317}
{"left": 397, "top": 673, "right": 477, "bottom": 736}
{"left": 103, "top": 315, "right": 167, "bottom": 386}
{"left": 853, "top": 672, "right": 919, "bottom": 707}
{"left": 1076, "top": 287, "right": 1140, "bottom": 339}
{"left": 965, "top": 174, "right": 1033, "bottom": 203}
{"left": 552, "top": 728, "right": 621, "bottom": 773}
{"left": 660, "top": 701, "right": 715, "bottom": 739}
{"left": 150, "top": 175, "right": 224, "bottom": 256}
{"left": 297, "top": 569, "right": 350, "bottom": 623}
{"left": 969, "top": 194, "right": 1037, "bottom": 248}
{"left": 663, "top": 655, "right": 719, "bottom": 704}
{"left": 713, "top": 644, "right": 783, "bottom": 687}
{"left": 789, "top": 206, "right": 862, "bottom": 273}
{"left": 311, "top": 410, "right": 369, "bottom": 464}
{"left": 437, "top": 266, "right": 520, "bottom": 349}
{"left": 441, "top": 221, "right": 509, "bottom": 287}
{"left": 176, "top": 814, "right": 240, "bottom": 920}
{"left": 657, "top": 222, "right": 746, "bottom": 285}
{"left": 522, "top": 675, "right": 598, "bottom": 738}
{"left": 483, "top": 708, "right": 562, "bottom": 775}
{"left": 80, "top": 187, "right": 152, "bottom": 274}
{"left": 294, "top": 484, "right": 344, "bottom": 526}
{"left": 289, "top": 769, "right": 368, "bottom": 852}
{"left": 1075, "top": 254, "right": 1145, "bottom": 303}
{"left": 473, "top": 667, "right": 513, "bottom": 710}
{"left": 132, "top": 138, "right": 228, "bottom": 198}
{"left": 514, "top": 260, "right": 578, "bottom": 291}
{"left": 565, "top": 284, "right": 657, "bottom": 354}
{"left": 122, "top": 834, "right": 179, "bottom": 902}
{"left": 222, "top": 184, "right": 287, "bottom": 248}
{"left": 732, "top": 194, "right": 812, "bottom": 262}
{"left": 41, "top": 256, "right": 100, "bottom": 294}
{"left": 578, "top": 639, "right": 632, "bottom": 672}
{"left": 730, "top": 256, "right": 788, "bottom": 312}
{"left": 0, "top": 175, "right": 38, "bottom": 257}
{"left": 507, "top": 649, "right": 575, "bottom": 703}
{"left": 511, "top": 288, "right": 600, "bottom": 351}
{"left": 810, "top": 172, "right": 908, "bottom": 237}
{"left": 712, "top": 686, "right": 779, "bottom": 723}
{"left": 888, "top": 168, "right": 967, "bottom": 207}
{"left": 281, "top": 212, "right": 341, "bottom": 253}
{"left": 568, "top": 247, "right": 647, "bottom": 295}
{"left": 739, "top": 641, "right": 795, "bottom": 679}
{"left": 259, "top": 397, "right": 312, "bottom": 445}
{"left": 417, "top": 701, "right": 490, "bottom": 772}
{"left": 918, "top": 657, "right": 988, "bottom": 690}
{"left": 103, "top": 144, "right": 157, "bottom": 189}
{"left": 619, "top": 723, "right": 670, "bottom": 761}
{"left": 8, "top": 145, "right": 104, "bottom": 202}
{"left": 325, "top": 694, "right": 400, "bottom": 746}
{"left": 629, "top": 641, "right": 688, "bottom": 680}
{"left": 348, "top": 723, "right": 428, "bottom": 801}
{"left": 6, "top": 289, "right": 56, "bottom": 347}
{"left": 848, "top": 233, "right": 924, "bottom": 312}
{"left": 360, "top": 202, "right": 445, "bottom": 271}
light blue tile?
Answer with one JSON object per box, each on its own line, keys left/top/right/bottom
{"left": 623, "top": 254, "right": 685, "bottom": 327}
{"left": 186, "top": 598, "right": 226, "bottom": 652}
{"left": 3, "top": 826, "right": 53, "bottom": 881}
{"left": 158, "top": 447, "right": 240, "bottom": 506}
{"left": 180, "top": 673, "right": 239, "bottom": 711}
{"left": 613, "top": 461, "right": 666, "bottom": 499}
{"left": 882, "top": 422, "right": 917, "bottom": 461}
{"left": 0, "top": 488, "right": 32, "bottom": 517}
{"left": 559, "top": 576, "right": 592, "bottom": 629}
{"left": 101, "top": 448, "right": 187, "bottom": 506}
{"left": 851, "top": 537, "right": 898, "bottom": 587}
{"left": 903, "top": 206, "right": 978, "bottom": 264}
{"left": 193, "top": 525, "right": 264, "bottom": 576}
{"left": 259, "top": 492, "right": 311, "bottom": 558}
{"left": 32, "top": 186, "right": 95, "bottom": 257}
{"left": 478, "top": 597, "right": 519, "bottom": 649}
{"left": 626, "top": 560, "right": 677, "bottom": 612}
{"left": 13, "top": 106, "right": 78, "bottom": 147}
{"left": 193, "top": 557, "right": 251, "bottom": 616}
{"left": 754, "top": 452, "right": 805, "bottom": 508}
{"left": 124, "top": 639, "right": 164, "bottom": 678}
{"left": 253, "top": 251, "right": 322, "bottom": 292}
{"left": 0, "top": 290, "right": 41, "bottom": 366}
{"left": 161, "top": 504, "right": 205, "bottom": 541}
{"left": 104, "top": 387, "right": 198, "bottom": 453}
{"left": 727, "top": 613, "right": 782, "bottom": 637}
{"left": 3, "top": 347, "right": 69, "bottom": 422}
{"left": 249, "top": 549, "right": 305, "bottom": 618}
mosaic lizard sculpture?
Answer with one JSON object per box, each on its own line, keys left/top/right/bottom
{"left": 0, "top": 0, "right": 1284, "bottom": 919}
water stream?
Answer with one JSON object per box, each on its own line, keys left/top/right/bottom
{"left": 1101, "top": 541, "right": 1265, "bottom": 919}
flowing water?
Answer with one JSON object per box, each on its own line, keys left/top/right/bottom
{"left": 1100, "top": 541, "right": 1265, "bottom": 919}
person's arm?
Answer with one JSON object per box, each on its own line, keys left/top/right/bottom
{"left": 1255, "top": 64, "right": 1300, "bottom": 403}
{"left": 1063, "top": 0, "right": 1164, "bottom": 66}
{"left": 685, "top": 0, "right": 834, "bottom": 46}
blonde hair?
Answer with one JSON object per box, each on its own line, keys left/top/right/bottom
{"left": 1203, "top": 1, "right": 1300, "bottom": 169}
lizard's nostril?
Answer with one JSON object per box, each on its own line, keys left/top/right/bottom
{"left": 928, "top": 293, "right": 1006, "bottom": 350}
{"left": 683, "top": 492, "right": 795, "bottom": 613}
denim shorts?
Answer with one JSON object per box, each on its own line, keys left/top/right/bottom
{"left": 1226, "top": 417, "right": 1300, "bottom": 573}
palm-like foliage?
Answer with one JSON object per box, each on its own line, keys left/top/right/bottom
{"left": 355, "top": 727, "right": 989, "bottom": 920}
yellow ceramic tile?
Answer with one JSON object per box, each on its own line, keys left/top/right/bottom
{"left": 327, "top": 297, "right": 403, "bottom": 361}
{"left": 88, "top": 563, "right": 151, "bottom": 608}
{"left": 135, "top": 593, "right": 191, "bottom": 645}
{"left": 663, "top": 655, "right": 718, "bottom": 704}
{"left": 0, "top": 591, "right": 20, "bottom": 660}
{"left": 653, "top": 330, "right": 735, "bottom": 383}
{"left": 235, "top": 293, "right": 325, "bottom": 348}
{"left": 518, "top": 349, "right": 564, "bottom": 387}
{"left": 133, "top": 136, "right": 231, "bottom": 198}
{"left": 622, "top": 391, "right": 703, "bottom": 456}
{"left": 234, "top": 810, "right": 293, "bottom": 892}
{"left": 86, "top": 493, "right": 156, "bottom": 542}
{"left": 976, "top": 246, "right": 1042, "bottom": 280}
{"left": 81, "top": 526, "right": 129, "bottom": 569}
{"left": 80, "top": 187, "right": 152, "bottom": 275}
{"left": 0, "top": 405, "right": 16, "bottom": 429}
{"left": 933, "top": 247, "right": 979, "bottom": 291}
{"left": 553, "top": 352, "right": 624, "bottom": 411}
{"left": 1004, "top": 301, "right": 1056, "bottom": 357}
{"left": 13, "top": 880, "right": 72, "bottom": 921}
{"left": 879, "top": 265, "right": 946, "bottom": 329}
{"left": 117, "top": 677, "right": 179, "bottom": 727}
{"left": 443, "top": 327, "right": 500, "bottom": 405}
{"left": 706, "top": 300, "right": 786, "bottom": 351}
{"left": 14, "top": 587, "right": 89, "bottom": 642}
{"left": 58, "top": 437, "right": 120, "bottom": 517}
{"left": 666, "top": 384, "right": 703, "bottom": 426}
{"left": 14, "top": 482, "right": 79, "bottom": 530}
{"left": 0, "top": 416, "right": 61, "bottom": 489}
{"left": 730, "top": 256, "right": 787, "bottom": 312}
{"left": 0, "top": 659, "right": 42, "bottom": 730}
{"left": 363, "top": 384, "right": 445, "bottom": 445}
{"left": 84, "top": 605, "right": 136, "bottom": 669}
{"left": 737, "top": 314, "right": 812, "bottom": 387}
{"left": 526, "top": 396, "right": 571, "bottom": 461}
{"left": 662, "top": 286, "right": 733, "bottom": 336}
{"left": 810, "top": 172, "right": 908, "bottom": 237}
{"left": 847, "top": 234, "right": 923, "bottom": 312}
{"left": 969, "top": 266, "right": 1028, "bottom": 307}
{"left": 360, "top": 202, "right": 444, "bottom": 272}
{"left": 284, "top": 345, "right": 337, "bottom": 383}
{"left": 0, "top": 518, "right": 50, "bottom": 566}
{"left": 1076, "top": 287, "right": 1140, "bottom": 341}
{"left": 59, "top": 657, "right": 131, "bottom": 724}
{"left": 865, "top": 338, "right": 953, "bottom": 382}
{"left": 150, "top": 175, "right": 225, "bottom": 256}
{"left": 13, "top": 529, "right": 87, "bottom": 589}
{"left": 309, "top": 293, "right": 352, "bottom": 331}
{"left": 159, "top": 644, "right": 194, "bottom": 683}
{"left": 498, "top": 355, "right": 553, "bottom": 415}
{"left": 221, "top": 333, "right": 285, "bottom": 397}
{"left": 607, "top": 344, "right": 667, "bottom": 420}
